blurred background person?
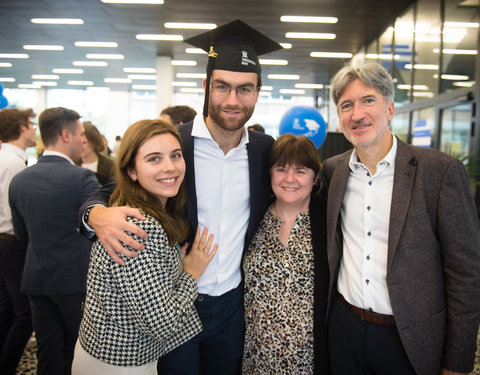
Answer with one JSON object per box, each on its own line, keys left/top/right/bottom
{"left": 0, "top": 108, "right": 36, "bottom": 375}
{"left": 242, "top": 133, "right": 329, "bottom": 374}
{"left": 111, "top": 135, "right": 121, "bottom": 158}
{"left": 79, "top": 121, "right": 115, "bottom": 185}
{"left": 9, "top": 107, "right": 100, "bottom": 375}
{"left": 247, "top": 123, "right": 265, "bottom": 133}
{"left": 159, "top": 105, "right": 197, "bottom": 126}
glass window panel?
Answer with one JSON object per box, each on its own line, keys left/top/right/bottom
{"left": 440, "top": 103, "right": 471, "bottom": 155}
{"left": 411, "top": 107, "right": 436, "bottom": 147}
{"left": 412, "top": 0, "right": 441, "bottom": 102}
{"left": 441, "top": 0, "right": 478, "bottom": 93}
{"left": 391, "top": 112, "right": 410, "bottom": 142}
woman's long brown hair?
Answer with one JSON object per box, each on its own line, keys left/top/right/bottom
{"left": 110, "top": 119, "right": 188, "bottom": 245}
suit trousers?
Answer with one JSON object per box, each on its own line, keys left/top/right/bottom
{"left": 328, "top": 292, "right": 416, "bottom": 375}
{"left": 0, "top": 238, "right": 33, "bottom": 375}
{"left": 29, "top": 293, "right": 85, "bottom": 375}
{"left": 157, "top": 283, "right": 244, "bottom": 375}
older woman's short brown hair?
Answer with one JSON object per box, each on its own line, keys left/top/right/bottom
{"left": 268, "top": 133, "right": 321, "bottom": 180}
{"left": 83, "top": 121, "right": 105, "bottom": 154}
{"left": 0, "top": 108, "right": 35, "bottom": 142}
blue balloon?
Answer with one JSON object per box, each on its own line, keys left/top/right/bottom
{"left": 0, "top": 95, "right": 8, "bottom": 109}
{"left": 278, "top": 105, "right": 327, "bottom": 148}
{"left": 0, "top": 82, "right": 3, "bottom": 96}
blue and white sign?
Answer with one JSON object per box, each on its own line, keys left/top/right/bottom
{"left": 278, "top": 105, "right": 327, "bottom": 148}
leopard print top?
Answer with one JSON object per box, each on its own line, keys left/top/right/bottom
{"left": 243, "top": 209, "right": 314, "bottom": 374}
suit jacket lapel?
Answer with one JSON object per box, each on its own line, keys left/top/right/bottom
{"left": 179, "top": 123, "right": 198, "bottom": 238}
{"left": 387, "top": 138, "right": 417, "bottom": 269}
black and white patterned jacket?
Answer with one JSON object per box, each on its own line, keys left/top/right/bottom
{"left": 78, "top": 214, "right": 202, "bottom": 366}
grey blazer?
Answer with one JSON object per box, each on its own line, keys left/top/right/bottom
{"left": 322, "top": 137, "right": 480, "bottom": 375}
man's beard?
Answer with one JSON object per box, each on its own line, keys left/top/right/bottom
{"left": 208, "top": 103, "right": 255, "bottom": 132}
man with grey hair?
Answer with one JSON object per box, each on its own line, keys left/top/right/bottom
{"left": 322, "top": 60, "right": 480, "bottom": 375}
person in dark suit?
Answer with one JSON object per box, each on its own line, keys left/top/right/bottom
{"left": 9, "top": 107, "right": 101, "bottom": 375}
{"left": 322, "top": 60, "right": 480, "bottom": 375}
{"left": 78, "top": 20, "right": 281, "bottom": 374}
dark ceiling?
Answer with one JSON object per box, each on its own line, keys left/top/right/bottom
{"left": 0, "top": 0, "right": 417, "bottom": 95}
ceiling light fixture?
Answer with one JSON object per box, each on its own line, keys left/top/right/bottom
{"left": 23, "top": 45, "right": 64, "bottom": 51}
{"left": 310, "top": 52, "right": 352, "bottom": 58}
{"left": 52, "top": 68, "right": 83, "bottom": 74}
{"left": 172, "top": 81, "right": 197, "bottom": 87}
{"left": 444, "top": 21, "right": 479, "bottom": 28}
{"left": 261, "top": 86, "right": 273, "bottom": 91}
{"left": 434, "top": 74, "right": 469, "bottom": 80}
{"left": 268, "top": 74, "right": 300, "bottom": 80}
{"left": 286, "top": 32, "right": 335, "bottom": 39}
{"left": 74, "top": 41, "right": 118, "bottom": 47}
{"left": 259, "top": 59, "right": 288, "bottom": 65}
{"left": 295, "top": 83, "right": 324, "bottom": 89}
{"left": 397, "top": 84, "right": 429, "bottom": 90}
{"left": 0, "top": 63, "right": 12, "bottom": 67}
{"left": 73, "top": 61, "right": 108, "bottom": 67}
{"left": 185, "top": 48, "right": 207, "bottom": 54}
{"left": 180, "top": 88, "right": 204, "bottom": 93}
{"left": 404, "top": 63, "right": 438, "bottom": 70}
{"left": 31, "top": 74, "right": 59, "bottom": 80}
{"left": 280, "top": 43, "right": 292, "bottom": 49}
{"left": 0, "top": 54, "right": 29, "bottom": 59}
{"left": 31, "top": 18, "right": 84, "bottom": 24}
{"left": 164, "top": 22, "right": 216, "bottom": 29}
{"left": 86, "top": 53, "right": 124, "bottom": 59}
{"left": 0, "top": 77, "right": 15, "bottom": 82}
{"left": 453, "top": 81, "right": 475, "bottom": 87}
{"left": 33, "top": 81, "right": 57, "bottom": 86}
{"left": 18, "top": 84, "right": 41, "bottom": 89}
{"left": 136, "top": 34, "right": 183, "bottom": 41}
{"left": 171, "top": 60, "right": 197, "bottom": 66}
{"left": 280, "top": 15, "right": 338, "bottom": 23}
{"left": 433, "top": 48, "right": 477, "bottom": 55}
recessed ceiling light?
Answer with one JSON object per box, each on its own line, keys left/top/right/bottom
{"left": 31, "top": 18, "right": 84, "bottom": 24}
{"left": 0, "top": 63, "right": 12, "bottom": 67}
{"left": 171, "top": 60, "right": 197, "bottom": 66}
{"left": 453, "top": 81, "right": 475, "bottom": 87}
{"left": 0, "top": 54, "right": 29, "bottom": 59}
{"left": 434, "top": 74, "right": 469, "bottom": 80}
{"left": 267, "top": 74, "right": 300, "bottom": 80}
{"left": 23, "top": 45, "right": 64, "bottom": 51}
{"left": 259, "top": 59, "right": 288, "bottom": 65}
{"left": 74, "top": 42, "right": 118, "bottom": 48}
{"left": 295, "top": 83, "right": 324, "bottom": 89}
{"left": 433, "top": 48, "right": 477, "bottom": 55}
{"left": 261, "top": 86, "right": 273, "bottom": 91}
{"left": 104, "top": 78, "right": 132, "bottom": 83}
{"left": 164, "top": 22, "right": 216, "bottom": 29}
{"left": 180, "top": 88, "right": 204, "bottom": 93}
{"left": 280, "top": 16, "right": 338, "bottom": 23}
{"left": 52, "top": 68, "right": 83, "bottom": 74}
{"left": 68, "top": 81, "right": 94, "bottom": 86}
{"left": 365, "top": 53, "right": 400, "bottom": 60}
{"left": 123, "top": 67, "right": 156, "bottom": 73}
{"left": 101, "top": 0, "right": 164, "bottom": 3}
{"left": 127, "top": 74, "right": 157, "bottom": 80}
{"left": 280, "top": 43, "right": 292, "bottom": 49}
{"left": 280, "top": 89, "right": 305, "bottom": 94}
{"left": 172, "top": 81, "right": 197, "bottom": 87}
{"left": 286, "top": 32, "right": 336, "bottom": 39}
{"left": 0, "top": 77, "right": 15, "bottom": 82}
{"left": 397, "top": 84, "right": 429, "bottom": 90}
{"left": 86, "top": 54, "right": 124, "bottom": 60}
{"left": 185, "top": 48, "right": 207, "bottom": 54}
{"left": 136, "top": 34, "right": 183, "bottom": 41}
{"left": 32, "top": 74, "right": 60, "bottom": 80}
{"left": 176, "top": 73, "right": 206, "bottom": 79}
{"left": 444, "top": 21, "right": 479, "bottom": 28}
{"left": 259, "top": 91, "right": 272, "bottom": 96}
{"left": 33, "top": 81, "right": 57, "bottom": 86}
{"left": 18, "top": 84, "right": 41, "bottom": 89}
{"left": 132, "top": 84, "right": 156, "bottom": 90}
{"left": 404, "top": 64, "right": 438, "bottom": 70}
{"left": 310, "top": 52, "right": 352, "bottom": 58}
{"left": 412, "top": 92, "right": 434, "bottom": 98}
{"left": 73, "top": 61, "right": 108, "bottom": 67}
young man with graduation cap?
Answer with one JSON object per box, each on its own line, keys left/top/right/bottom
{"left": 77, "top": 20, "right": 282, "bottom": 374}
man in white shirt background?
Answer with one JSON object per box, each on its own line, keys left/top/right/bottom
{"left": 0, "top": 107, "right": 36, "bottom": 375}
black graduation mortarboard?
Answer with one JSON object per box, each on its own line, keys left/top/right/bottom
{"left": 184, "top": 20, "right": 282, "bottom": 116}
